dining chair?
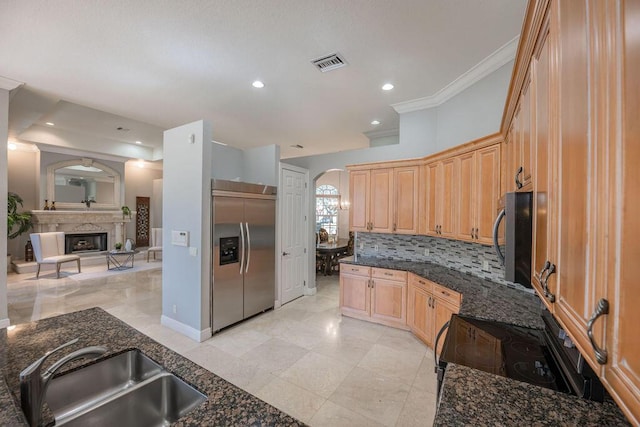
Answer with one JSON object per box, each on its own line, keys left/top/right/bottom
{"left": 147, "top": 228, "right": 163, "bottom": 262}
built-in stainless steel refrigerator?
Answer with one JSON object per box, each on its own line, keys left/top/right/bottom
{"left": 211, "top": 180, "right": 276, "bottom": 332}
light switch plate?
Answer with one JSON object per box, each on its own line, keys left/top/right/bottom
{"left": 171, "top": 230, "right": 189, "bottom": 247}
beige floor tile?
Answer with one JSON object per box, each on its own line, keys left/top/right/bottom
{"left": 206, "top": 327, "right": 272, "bottom": 357}
{"left": 311, "top": 334, "right": 375, "bottom": 366}
{"left": 377, "top": 327, "right": 429, "bottom": 356}
{"left": 309, "top": 400, "right": 384, "bottom": 427}
{"left": 395, "top": 386, "right": 438, "bottom": 427}
{"left": 329, "top": 367, "right": 411, "bottom": 427}
{"left": 241, "top": 337, "right": 308, "bottom": 375}
{"left": 358, "top": 343, "right": 424, "bottom": 385}
{"left": 255, "top": 377, "right": 325, "bottom": 423}
{"left": 412, "top": 353, "right": 439, "bottom": 394}
{"left": 280, "top": 351, "right": 354, "bottom": 398}
{"left": 137, "top": 323, "right": 202, "bottom": 354}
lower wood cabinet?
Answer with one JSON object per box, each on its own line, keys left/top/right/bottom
{"left": 406, "top": 273, "right": 461, "bottom": 354}
{"left": 339, "top": 266, "right": 408, "bottom": 330}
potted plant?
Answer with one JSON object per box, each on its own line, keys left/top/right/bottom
{"left": 121, "top": 206, "right": 131, "bottom": 219}
{"left": 114, "top": 242, "right": 123, "bottom": 251}
{"left": 7, "top": 192, "right": 33, "bottom": 268}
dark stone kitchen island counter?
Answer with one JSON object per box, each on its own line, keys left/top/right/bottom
{"left": 0, "top": 307, "right": 304, "bottom": 427}
{"left": 341, "top": 256, "right": 544, "bottom": 330}
{"left": 435, "top": 364, "right": 630, "bottom": 426}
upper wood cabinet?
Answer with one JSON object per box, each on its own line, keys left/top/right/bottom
{"left": 456, "top": 145, "right": 501, "bottom": 244}
{"left": 349, "top": 165, "right": 419, "bottom": 234}
{"left": 503, "top": 74, "right": 534, "bottom": 194}
{"left": 424, "top": 158, "right": 457, "bottom": 239}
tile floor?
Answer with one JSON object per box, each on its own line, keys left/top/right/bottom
{"left": 6, "top": 265, "right": 439, "bottom": 426}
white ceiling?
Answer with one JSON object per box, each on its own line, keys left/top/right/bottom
{"left": 1, "top": 0, "right": 527, "bottom": 160}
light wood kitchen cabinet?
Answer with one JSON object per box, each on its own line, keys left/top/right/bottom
{"left": 348, "top": 165, "right": 418, "bottom": 234}
{"left": 456, "top": 145, "right": 501, "bottom": 244}
{"left": 425, "top": 158, "right": 457, "bottom": 238}
{"left": 503, "top": 77, "right": 533, "bottom": 194}
{"left": 339, "top": 267, "right": 408, "bottom": 330}
{"left": 505, "top": 1, "right": 639, "bottom": 422}
{"left": 407, "top": 273, "right": 461, "bottom": 354}
{"left": 348, "top": 168, "right": 393, "bottom": 233}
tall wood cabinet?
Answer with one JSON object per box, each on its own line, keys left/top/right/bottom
{"left": 348, "top": 165, "right": 419, "bottom": 235}
{"left": 507, "top": 0, "right": 640, "bottom": 423}
{"left": 424, "top": 158, "right": 457, "bottom": 238}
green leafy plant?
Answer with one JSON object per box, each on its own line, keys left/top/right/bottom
{"left": 121, "top": 206, "right": 131, "bottom": 219}
{"left": 7, "top": 192, "right": 33, "bottom": 239}
{"left": 114, "top": 242, "right": 123, "bottom": 250}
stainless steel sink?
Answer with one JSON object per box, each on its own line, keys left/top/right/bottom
{"left": 44, "top": 349, "right": 206, "bottom": 426}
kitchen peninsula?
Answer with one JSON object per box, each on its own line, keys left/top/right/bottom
{"left": 0, "top": 308, "right": 303, "bottom": 426}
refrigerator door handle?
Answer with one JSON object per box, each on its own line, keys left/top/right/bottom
{"left": 493, "top": 208, "right": 506, "bottom": 266}
{"left": 245, "top": 222, "right": 251, "bottom": 273}
{"left": 239, "top": 222, "right": 245, "bottom": 274}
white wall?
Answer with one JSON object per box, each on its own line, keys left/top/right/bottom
{"left": 152, "top": 179, "right": 163, "bottom": 228}
{"left": 212, "top": 144, "right": 244, "bottom": 181}
{"left": 1, "top": 89, "right": 9, "bottom": 327}
{"left": 243, "top": 145, "right": 280, "bottom": 186}
{"left": 7, "top": 148, "right": 38, "bottom": 259}
{"left": 284, "top": 61, "right": 514, "bottom": 291}
{"left": 162, "top": 120, "right": 212, "bottom": 341}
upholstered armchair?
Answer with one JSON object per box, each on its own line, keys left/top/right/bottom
{"left": 30, "top": 232, "right": 81, "bottom": 278}
{"left": 147, "top": 228, "right": 163, "bottom": 262}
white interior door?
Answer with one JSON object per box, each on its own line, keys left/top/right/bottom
{"left": 280, "top": 165, "right": 307, "bottom": 304}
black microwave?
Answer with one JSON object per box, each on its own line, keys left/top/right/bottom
{"left": 493, "top": 191, "right": 533, "bottom": 288}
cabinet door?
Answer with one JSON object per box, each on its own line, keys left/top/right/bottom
{"left": 369, "top": 169, "right": 393, "bottom": 233}
{"left": 425, "top": 162, "right": 440, "bottom": 236}
{"left": 531, "top": 14, "right": 556, "bottom": 309}
{"left": 603, "top": 1, "right": 640, "bottom": 423}
{"left": 475, "top": 145, "right": 501, "bottom": 244}
{"left": 408, "top": 283, "right": 434, "bottom": 347}
{"left": 439, "top": 158, "right": 457, "bottom": 238}
{"left": 370, "top": 277, "right": 407, "bottom": 328}
{"left": 519, "top": 75, "right": 533, "bottom": 189}
{"left": 554, "top": 0, "right": 603, "bottom": 371}
{"left": 394, "top": 166, "right": 419, "bottom": 234}
{"left": 505, "top": 124, "right": 518, "bottom": 193}
{"left": 340, "top": 273, "right": 370, "bottom": 319}
{"left": 433, "top": 298, "right": 459, "bottom": 355}
{"left": 349, "top": 170, "right": 370, "bottom": 232}
{"left": 457, "top": 152, "right": 476, "bottom": 242}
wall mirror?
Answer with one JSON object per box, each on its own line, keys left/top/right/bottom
{"left": 47, "top": 158, "right": 121, "bottom": 210}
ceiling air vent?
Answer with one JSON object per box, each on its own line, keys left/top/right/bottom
{"left": 311, "top": 53, "right": 348, "bottom": 72}
{"left": 290, "top": 144, "right": 304, "bottom": 149}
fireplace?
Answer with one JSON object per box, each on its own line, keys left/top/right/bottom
{"left": 65, "top": 233, "right": 108, "bottom": 254}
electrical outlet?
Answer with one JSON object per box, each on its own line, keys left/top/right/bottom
{"left": 483, "top": 260, "right": 490, "bottom": 271}
{"left": 374, "top": 244, "right": 379, "bottom": 251}
{"left": 424, "top": 248, "right": 430, "bottom": 256}
{"left": 359, "top": 242, "right": 364, "bottom": 250}
{"left": 172, "top": 304, "right": 177, "bottom": 314}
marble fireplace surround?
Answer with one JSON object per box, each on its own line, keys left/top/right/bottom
{"left": 30, "top": 210, "right": 134, "bottom": 252}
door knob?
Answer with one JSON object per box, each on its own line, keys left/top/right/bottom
{"left": 282, "top": 251, "right": 290, "bottom": 256}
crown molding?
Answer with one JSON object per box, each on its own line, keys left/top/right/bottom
{"left": 0, "top": 75, "right": 24, "bottom": 91}
{"left": 363, "top": 128, "right": 399, "bottom": 139}
{"left": 392, "top": 36, "right": 519, "bottom": 114}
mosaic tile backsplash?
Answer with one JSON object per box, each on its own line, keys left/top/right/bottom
{"left": 355, "top": 232, "right": 530, "bottom": 292}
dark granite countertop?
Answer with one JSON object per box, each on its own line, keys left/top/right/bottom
{"left": 341, "top": 256, "right": 544, "bottom": 330}
{"left": 435, "top": 364, "right": 630, "bottom": 426}
{"left": 0, "top": 308, "right": 303, "bottom": 426}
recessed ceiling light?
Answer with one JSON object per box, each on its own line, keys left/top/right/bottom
{"left": 252, "top": 80, "right": 265, "bottom": 88}
{"left": 135, "top": 141, "right": 142, "bottom": 145}
{"left": 382, "top": 83, "right": 394, "bottom": 91}
{"left": 8, "top": 143, "right": 17, "bottom": 150}
{"left": 371, "top": 120, "right": 381, "bottom": 125}
{"left": 45, "top": 122, "right": 55, "bottom": 126}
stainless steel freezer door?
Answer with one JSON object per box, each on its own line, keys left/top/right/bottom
{"left": 243, "top": 198, "right": 276, "bottom": 318}
{"left": 212, "top": 197, "right": 245, "bottom": 331}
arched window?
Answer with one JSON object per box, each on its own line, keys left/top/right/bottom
{"left": 316, "top": 184, "right": 339, "bottom": 236}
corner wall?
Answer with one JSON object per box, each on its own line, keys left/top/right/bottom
{"left": 1, "top": 89, "right": 9, "bottom": 327}
{"left": 124, "top": 162, "right": 163, "bottom": 242}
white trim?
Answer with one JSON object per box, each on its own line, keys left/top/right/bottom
{"left": 363, "top": 128, "right": 399, "bottom": 139}
{"left": 0, "top": 318, "right": 10, "bottom": 329}
{"left": 304, "top": 286, "right": 317, "bottom": 296}
{"left": 392, "top": 36, "right": 519, "bottom": 114}
{"left": 0, "top": 76, "right": 23, "bottom": 91}
{"left": 161, "top": 315, "right": 211, "bottom": 342}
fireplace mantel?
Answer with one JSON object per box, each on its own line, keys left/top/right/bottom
{"left": 30, "top": 210, "right": 135, "bottom": 248}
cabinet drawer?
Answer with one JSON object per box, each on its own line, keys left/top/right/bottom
{"left": 408, "top": 273, "right": 433, "bottom": 293}
{"left": 372, "top": 268, "right": 407, "bottom": 282}
{"left": 341, "top": 265, "right": 371, "bottom": 277}
{"left": 432, "top": 283, "right": 461, "bottom": 306}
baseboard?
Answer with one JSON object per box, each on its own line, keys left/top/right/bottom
{"left": 304, "top": 286, "right": 317, "bottom": 296}
{"left": 274, "top": 300, "right": 282, "bottom": 309}
{"left": 0, "top": 318, "right": 9, "bottom": 329}
{"left": 160, "top": 315, "right": 211, "bottom": 342}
